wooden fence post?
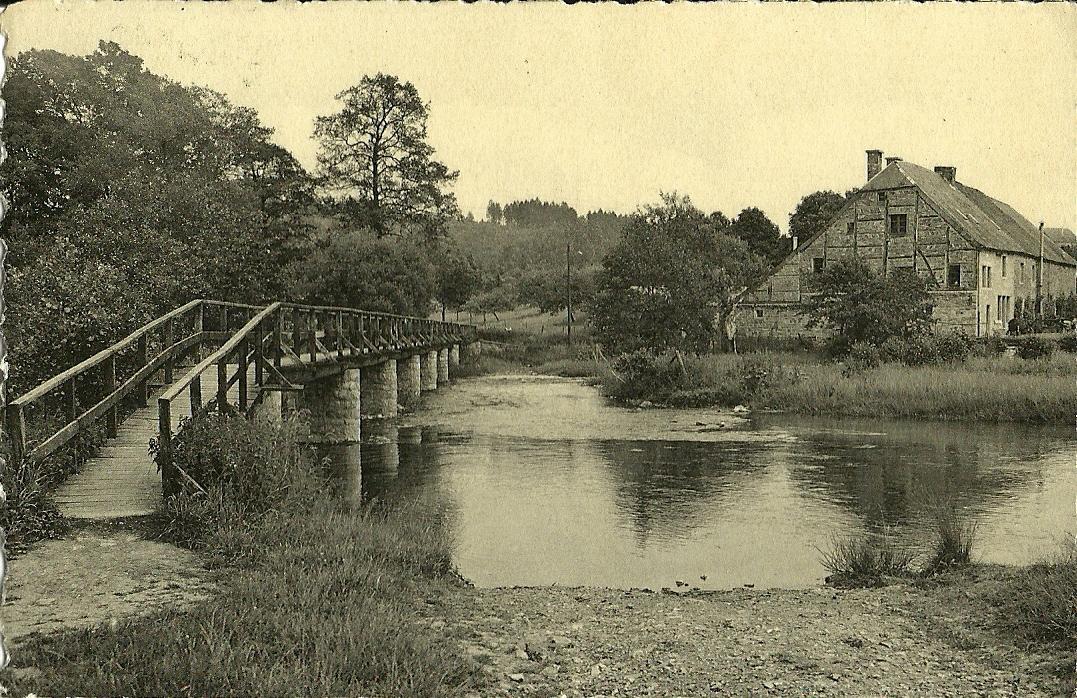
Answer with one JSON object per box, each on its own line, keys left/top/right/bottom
{"left": 158, "top": 398, "right": 175, "bottom": 497}
{"left": 137, "top": 334, "right": 149, "bottom": 407}
{"left": 238, "top": 339, "right": 248, "bottom": 412}
{"left": 104, "top": 355, "right": 117, "bottom": 438}
{"left": 164, "top": 319, "right": 175, "bottom": 383}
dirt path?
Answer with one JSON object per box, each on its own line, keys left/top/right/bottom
{"left": 427, "top": 577, "right": 1066, "bottom": 697}
{"left": 2, "top": 520, "right": 215, "bottom": 643}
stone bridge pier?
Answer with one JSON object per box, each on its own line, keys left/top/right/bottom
{"left": 293, "top": 342, "right": 479, "bottom": 445}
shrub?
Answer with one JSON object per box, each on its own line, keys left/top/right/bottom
{"left": 842, "top": 342, "right": 882, "bottom": 376}
{"left": 1056, "top": 333, "right": 1077, "bottom": 353}
{"left": 150, "top": 412, "right": 324, "bottom": 550}
{"left": 994, "top": 539, "right": 1077, "bottom": 648}
{"left": 971, "top": 335, "right": 1007, "bottom": 358}
{"left": 818, "top": 529, "right": 915, "bottom": 586}
{"left": 1016, "top": 336, "right": 1054, "bottom": 360}
{"left": 608, "top": 350, "right": 689, "bottom": 401}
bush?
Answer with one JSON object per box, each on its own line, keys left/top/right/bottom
{"left": 971, "top": 335, "right": 1008, "bottom": 358}
{"left": 608, "top": 350, "right": 690, "bottom": 401}
{"left": 150, "top": 412, "right": 323, "bottom": 550}
{"left": 1016, "top": 336, "right": 1054, "bottom": 360}
{"left": 1058, "top": 334, "right": 1077, "bottom": 353}
{"left": 842, "top": 342, "right": 882, "bottom": 375}
{"left": 818, "top": 529, "right": 915, "bottom": 586}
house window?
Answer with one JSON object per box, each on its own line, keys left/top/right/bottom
{"left": 846, "top": 222, "right": 855, "bottom": 235}
{"left": 981, "top": 265, "right": 992, "bottom": 288}
{"left": 754, "top": 308, "right": 764, "bottom": 319}
{"left": 812, "top": 257, "right": 825, "bottom": 274}
{"left": 1019, "top": 261, "right": 1025, "bottom": 284}
{"left": 947, "top": 264, "right": 962, "bottom": 288}
{"left": 878, "top": 191, "right": 887, "bottom": 205}
{"left": 888, "top": 214, "right": 908, "bottom": 237}
{"left": 1001, "top": 255, "right": 1007, "bottom": 278}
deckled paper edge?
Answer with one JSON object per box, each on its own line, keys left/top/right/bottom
{"left": 0, "top": 5, "right": 11, "bottom": 676}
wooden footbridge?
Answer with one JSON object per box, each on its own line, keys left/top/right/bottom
{"left": 5, "top": 300, "right": 475, "bottom": 519}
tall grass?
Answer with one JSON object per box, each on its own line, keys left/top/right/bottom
{"left": 6, "top": 413, "right": 481, "bottom": 697}
{"left": 818, "top": 529, "right": 916, "bottom": 586}
{"left": 922, "top": 495, "right": 978, "bottom": 573}
{"left": 993, "top": 538, "right": 1077, "bottom": 649}
{"left": 598, "top": 351, "right": 1077, "bottom": 424}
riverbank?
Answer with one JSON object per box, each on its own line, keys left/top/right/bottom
{"left": 468, "top": 332, "right": 1077, "bottom": 424}
{"left": 5, "top": 534, "right": 1073, "bottom": 696}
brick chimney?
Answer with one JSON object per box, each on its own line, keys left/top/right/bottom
{"left": 885, "top": 156, "right": 902, "bottom": 167}
{"left": 934, "top": 166, "right": 957, "bottom": 183}
{"left": 866, "top": 150, "right": 883, "bottom": 181}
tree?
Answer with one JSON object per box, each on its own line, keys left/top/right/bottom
{"left": 516, "top": 265, "right": 597, "bottom": 316}
{"left": 729, "top": 207, "right": 787, "bottom": 266}
{"left": 287, "top": 231, "right": 435, "bottom": 317}
{"left": 433, "top": 247, "right": 482, "bottom": 321}
{"left": 314, "top": 73, "right": 459, "bottom": 237}
{"left": 486, "top": 201, "right": 503, "bottom": 225}
{"left": 789, "top": 190, "right": 847, "bottom": 244}
{"left": 589, "top": 194, "right": 767, "bottom": 354}
{"left": 801, "top": 258, "right": 934, "bottom": 351}
{"left": 1, "top": 42, "right": 313, "bottom": 390}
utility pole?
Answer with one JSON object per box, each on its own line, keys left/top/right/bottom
{"left": 566, "top": 241, "right": 572, "bottom": 346}
{"left": 1037, "top": 221, "right": 1044, "bottom": 317}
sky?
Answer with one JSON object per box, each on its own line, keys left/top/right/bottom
{"left": 3, "top": 2, "right": 1075, "bottom": 233}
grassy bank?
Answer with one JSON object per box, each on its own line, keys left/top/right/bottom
{"left": 3, "top": 414, "right": 481, "bottom": 697}
{"left": 600, "top": 350, "right": 1077, "bottom": 424}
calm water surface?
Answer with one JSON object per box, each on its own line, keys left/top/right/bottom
{"left": 323, "top": 375, "right": 1074, "bottom": 590}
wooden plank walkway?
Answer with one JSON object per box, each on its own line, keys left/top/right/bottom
{"left": 53, "top": 364, "right": 258, "bottom": 520}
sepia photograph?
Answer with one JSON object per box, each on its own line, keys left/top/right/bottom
{"left": 0, "top": 2, "right": 1074, "bottom": 696}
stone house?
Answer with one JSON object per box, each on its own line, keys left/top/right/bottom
{"left": 737, "top": 150, "right": 1077, "bottom": 339}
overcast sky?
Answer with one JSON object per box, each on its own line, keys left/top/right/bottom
{"left": 4, "top": 2, "right": 1075, "bottom": 232}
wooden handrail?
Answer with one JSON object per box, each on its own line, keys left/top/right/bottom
{"left": 161, "top": 303, "right": 281, "bottom": 403}
{"left": 10, "top": 299, "right": 203, "bottom": 407}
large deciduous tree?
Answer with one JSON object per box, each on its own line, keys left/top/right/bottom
{"left": 589, "top": 194, "right": 767, "bottom": 354}
{"left": 1, "top": 41, "right": 314, "bottom": 390}
{"left": 789, "top": 190, "right": 847, "bottom": 245}
{"left": 801, "top": 257, "right": 934, "bottom": 351}
{"left": 314, "top": 74, "right": 459, "bottom": 237}
{"left": 729, "top": 207, "right": 787, "bottom": 266}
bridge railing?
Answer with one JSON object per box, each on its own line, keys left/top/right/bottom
{"left": 156, "top": 301, "right": 473, "bottom": 495}
{"left": 4, "top": 299, "right": 265, "bottom": 467}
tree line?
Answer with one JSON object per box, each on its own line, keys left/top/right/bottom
{"left": 0, "top": 41, "right": 861, "bottom": 390}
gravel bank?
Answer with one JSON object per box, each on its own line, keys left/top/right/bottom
{"left": 424, "top": 570, "right": 1069, "bottom": 697}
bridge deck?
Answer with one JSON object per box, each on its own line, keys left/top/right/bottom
{"left": 53, "top": 364, "right": 258, "bottom": 520}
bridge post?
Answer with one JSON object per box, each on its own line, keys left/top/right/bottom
{"left": 360, "top": 359, "right": 398, "bottom": 419}
{"left": 420, "top": 350, "right": 438, "bottom": 391}
{"left": 437, "top": 348, "right": 450, "bottom": 383}
{"left": 299, "top": 368, "right": 362, "bottom": 442}
{"left": 251, "top": 390, "right": 283, "bottom": 426}
{"left": 396, "top": 354, "right": 422, "bottom": 407}
{"left": 449, "top": 344, "right": 461, "bottom": 372}
{"left": 461, "top": 341, "right": 482, "bottom": 364}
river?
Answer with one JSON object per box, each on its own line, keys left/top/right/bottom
{"left": 321, "top": 375, "right": 1075, "bottom": 590}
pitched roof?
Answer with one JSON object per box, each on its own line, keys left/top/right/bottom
{"left": 1044, "top": 227, "right": 1076, "bottom": 246}
{"left": 861, "top": 160, "right": 1074, "bottom": 266}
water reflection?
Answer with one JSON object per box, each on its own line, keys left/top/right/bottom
{"left": 316, "top": 376, "right": 1074, "bottom": 589}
